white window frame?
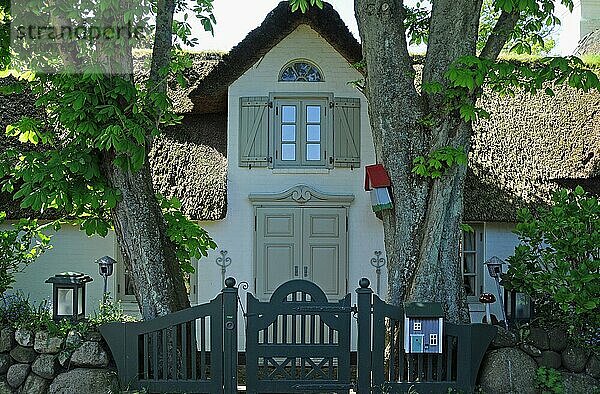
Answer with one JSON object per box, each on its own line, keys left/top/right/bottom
{"left": 460, "top": 223, "right": 485, "bottom": 303}
{"left": 278, "top": 59, "right": 324, "bottom": 82}
{"left": 270, "top": 93, "right": 333, "bottom": 169}
{"left": 429, "top": 334, "right": 438, "bottom": 346}
{"left": 413, "top": 321, "right": 422, "bottom": 331}
{"left": 114, "top": 242, "right": 199, "bottom": 307}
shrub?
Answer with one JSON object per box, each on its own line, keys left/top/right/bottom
{"left": 0, "top": 211, "right": 52, "bottom": 294}
{"left": 536, "top": 367, "right": 564, "bottom": 394}
{"left": 503, "top": 187, "right": 599, "bottom": 346}
{"left": 0, "top": 291, "right": 52, "bottom": 330}
{"left": 88, "top": 294, "right": 138, "bottom": 327}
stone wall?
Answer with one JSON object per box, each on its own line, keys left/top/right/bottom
{"left": 478, "top": 325, "right": 599, "bottom": 393}
{"left": 0, "top": 326, "right": 119, "bottom": 394}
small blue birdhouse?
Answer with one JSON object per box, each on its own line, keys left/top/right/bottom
{"left": 404, "top": 302, "right": 444, "bottom": 354}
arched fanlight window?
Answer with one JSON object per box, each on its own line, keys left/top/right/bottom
{"left": 279, "top": 60, "right": 323, "bottom": 82}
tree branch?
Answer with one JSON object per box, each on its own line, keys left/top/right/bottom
{"left": 480, "top": 10, "right": 520, "bottom": 60}
{"left": 149, "top": 0, "right": 176, "bottom": 93}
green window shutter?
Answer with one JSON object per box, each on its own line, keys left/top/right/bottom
{"left": 239, "top": 96, "right": 270, "bottom": 167}
{"left": 333, "top": 97, "right": 361, "bottom": 168}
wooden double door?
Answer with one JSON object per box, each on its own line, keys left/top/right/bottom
{"left": 255, "top": 207, "right": 348, "bottom": 300}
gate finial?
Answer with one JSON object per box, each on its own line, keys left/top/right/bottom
{"left": 359, "top": 278, "right": 370, "bottom": 288}
{"left": 225, "top": 277, "right": 236, "bottom": 288}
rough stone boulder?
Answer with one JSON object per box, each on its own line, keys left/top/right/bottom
{"left": 6, "top": 363, "right": 29, "bottom": 388}
{"left": 21, "top": 373, "right": 50, "bottom": 394}
{"left": 587, "top": 355, "right": 600, "bottom": 379}
{"left": 490, "top": 326, "right": 518, "bottom": 348}
{"left": 0, "top": 353, "right": 11, "bottom": 374}
{"left": 9, "top": 346, "right": 36, "bottom": 363}
{"left": 70, "top": 341, "right": 109, "bottom": 368}
{"left": 546, "top": 327, "right": 568, "bottom": 352}
{"left": 536, "top": 350, "right": 561, "bottom": 370}
{"left": 526, "top": 327, "right": 549, "bottom": 350}
{"left": 32, "top": 354, "right": 60, "bottom": 379}
{"left": 561, "top": 372, "right": 599, "bottom": 394}
{"left": 0, "top": 380, "right": 13, "bottom": 394}
{"left": 562, "top": 345, "right": 589, "bottom": 373}
{"left": 49, "top": 368, "right": 120, "bottom": 394}
{"left": 0, "top": 328, "right": 15, "bottom": 353}
{"left": 478, "top": 347, "right": 538, "bottom": 394}
{"left": 14, "top": 328, "right": 34, "bottom": 348}
{"left": 34, "top": 331, "right": 63, "bottom": 354}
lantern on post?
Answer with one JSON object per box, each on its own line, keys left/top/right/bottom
{"left": 95, "top": 255, "right": 116, "bottom": 295}
{"left": 45, "top": 272, "right": 93, "bottom": 322}
{"left": 504, "top": 289, "right": 534, "bottom": 327}
{"left": 484, "top": 256, "right": 508, "bottom": 328}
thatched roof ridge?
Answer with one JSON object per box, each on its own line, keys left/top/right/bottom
{"left": 189, "top": 1, "right": 362, "bottom": 114}
{"left": 575, "top": 29, "right": 600, "bottom": 56}
{"left": 132, "top": 51, "right": 223, "bottom": 113}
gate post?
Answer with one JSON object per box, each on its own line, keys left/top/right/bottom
{"left": 357, "top": 278, "right": 373, "bottom": 393}
{"left": 223, "top": 277, "right": 238, "bottom": 394}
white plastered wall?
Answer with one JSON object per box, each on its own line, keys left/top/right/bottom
{"left": 6, "top": 224, "right": 116, "bottom": 314}
{"left": 468, "top": 222, "right": 520, "bottom": 324}
{"left": 195, "top": 24, "right": 387, "bottom": 347}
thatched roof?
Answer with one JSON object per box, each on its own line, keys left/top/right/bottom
{"left": 132, "top": 51, "right": 223, "bottom": 113}
{"left": 1, "top": 1, "right": 598, "bottom": 223}
{"left": 465, "top": 84, "right": 600, "bottom": 221}
{"left": 149, "top": 114, "right": 227, "bottom": 220}
{"left": 189, "top": 1, "right": 362, "bottom": 114}
{"left": 575, "top": 29, "right": 600, "bottom": 56}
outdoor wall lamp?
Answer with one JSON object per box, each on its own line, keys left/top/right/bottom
{"left": 484, "top": 256, "right": 508, "bottom": 329}
{"left": 96, "top": 255, "right": 117, "bottom": 295}
{"left": 46, "top": 272, "right": 93, "bottom": 322}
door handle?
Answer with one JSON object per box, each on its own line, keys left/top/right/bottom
{"left": 294, "top": 266, "right": 299, "bottom": 277}
{"left": 303, "top": 266, "right": 308, "bottom": 278}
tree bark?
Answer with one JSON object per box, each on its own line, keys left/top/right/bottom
{"left": 355, "top": 0, "right": 503, "bottom": 323}
{"left": 103, "top": 0, "right": 190, "bottom": 319}
{"left": 104, "top": 159, "right": 191, "bottom": 318}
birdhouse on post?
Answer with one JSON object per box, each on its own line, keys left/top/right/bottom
{"left": 365, "top": 164, "right": 393, "bottom": 213}
{"left": 404, "top": 302, "right": 444, "bottom": 354}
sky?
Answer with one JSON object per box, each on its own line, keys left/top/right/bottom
{"left": 185, "top": 0, "right": 579, "bottom": 55}
{"left": 188, "top": 1, "right": 359, "bottom": 52}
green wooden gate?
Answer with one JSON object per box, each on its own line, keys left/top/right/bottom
{"left": 356, "top": 278, "right": 497, "bottom": 393}
{"left": 99, "top": 278, "right": 238, "bottom": 394}
{"left": 100, "top": 278, "right": 496, "bottom": 393}
{"left": 246, "top": 279, "right": 353, "bottom": 393}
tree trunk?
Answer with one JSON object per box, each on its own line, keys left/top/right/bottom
{"left": 354, "top": 0, "right": 485, "bottom": 323}
{"left": 103, "top": 0, "right": 190, "bottom": 319}
{"left": 104, "top": 159, "right": 190, "bottom": 318}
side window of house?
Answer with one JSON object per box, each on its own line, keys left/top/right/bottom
{"left": 413, "top": 321, "right": 421, "bottom": 331}
{"left": 238, "top": 61, "right": 361, "bottom": 169}
{"left": 115, "top": 244, "right": 198, "bottom": 305}
{"left": 461, "top": 224, "right": 484, "bottom": 303}
{"left": 430, "top": 334, "right": 438, "bottom": 346}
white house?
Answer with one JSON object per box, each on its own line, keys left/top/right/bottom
{"left": 2, "top": 2, "right": 599, "bottom": 332}
{"left": 556, "top": 0, "right": 600, "bottom": 55}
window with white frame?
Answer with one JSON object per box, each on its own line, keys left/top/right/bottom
{"left": 413, "top": 321, "right": 422, "bottom": 331}
{"left": 275, "top": 98, "right": 328, "bottom": 167}
{"left": 461, "top": 223, "right": 484, "bottom": 303}
{"left": 279, "top": 60, "right": 323, "bottom": 82}
{"left": 430, "top": 334, "right": 438, "bottom": 346}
